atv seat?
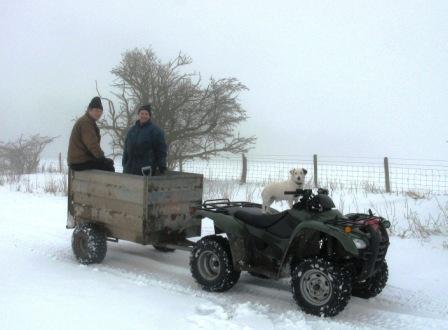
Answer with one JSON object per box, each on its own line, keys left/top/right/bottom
{"left": 234, "top": 208, "right": 287, "bottom": 228}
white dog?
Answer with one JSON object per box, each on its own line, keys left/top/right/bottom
{"left": 261, "top": 168, "right": 308, "bottom": 213}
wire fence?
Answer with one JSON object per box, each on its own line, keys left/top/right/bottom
{"left": 40, "top": 154, "right": 448, "bottom": 195}
{"left": 178, "top": 155, "right": 448, "bottom": 195}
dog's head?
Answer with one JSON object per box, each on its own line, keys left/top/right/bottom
{"left": 289, "top": 168, "right": 307, "bottom": 185}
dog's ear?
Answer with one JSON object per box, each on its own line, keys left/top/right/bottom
{"left": 302, "top": 168, "right": 308, "bottom": 175}
{"left": 290, "top": 169, "right": 295, "bottom": 175}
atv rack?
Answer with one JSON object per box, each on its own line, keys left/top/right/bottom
{"left": 199, "top": 199, "right": 262, "bottom": 214}
{"left": 325, "top": 214, "right": 390, "bottom": 228}
{"left": 325, "top": 216, "right": 375, "bottom": 227}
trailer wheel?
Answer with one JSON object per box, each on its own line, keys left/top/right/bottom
{"left": 190, "top": 235, "right": 240, "bottom": 292}
{"left": 152, "top": 244, "right": 176, "bottom": 253}
{"left": 291, "top": 257, "right": 352, "bottom": 317}
{"left": 72, "top": 224, "right": 107, "bottom": 264}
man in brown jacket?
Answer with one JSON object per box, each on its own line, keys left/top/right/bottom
{"left": 67, "top": 96, "right": 114, "bottom": 171}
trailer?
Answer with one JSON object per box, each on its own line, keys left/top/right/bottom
{"left": 66, "top": 169, "right": 203, "bottom": 263}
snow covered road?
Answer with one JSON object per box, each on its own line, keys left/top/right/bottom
{"left": 1, "top": 187, "right": 448, "bottom": 329}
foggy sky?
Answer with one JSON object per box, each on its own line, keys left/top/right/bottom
{"left": 1, "top": 0, "right": 448, "bottom": 160}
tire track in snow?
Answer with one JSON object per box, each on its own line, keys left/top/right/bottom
{"left": 18, "top": 235, "right": 448, "bottom": 329}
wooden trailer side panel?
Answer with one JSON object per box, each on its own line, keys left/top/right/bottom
{"left": 145, "top": 173, "right": 203, "bottom": 241}
{"left": 70, "top": 170, "right": 146, "bottom": 243}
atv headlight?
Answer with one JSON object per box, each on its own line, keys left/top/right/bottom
{"left": 352, "top": 238, "right": 367, "bottom": 249}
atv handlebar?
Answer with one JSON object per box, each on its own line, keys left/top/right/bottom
{"left": 284, "top": 188, "right": 329, "bottom": 196}
{"left": 284, "top": 189, "right": 311, "bottom": 196}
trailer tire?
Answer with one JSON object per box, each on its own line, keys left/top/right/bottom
{"left": 190, "top": 235, "right": 240, "bottom": 292}
{"left": 72, "top": 224, "right": 107, "bottom": 264}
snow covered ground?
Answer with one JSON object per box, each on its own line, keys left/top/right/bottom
{"left": 1, "top": 179, "right": 448, "bottom": 329}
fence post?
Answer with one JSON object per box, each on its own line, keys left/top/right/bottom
{"left": 384, "top": 157, "right": 391, "bottom": 193}
{"left": 179, "top": 157, "right": 183, "bottom": 172}
{"left": 240, "top": 153, "right": 247, "bottom": 184}
{"left": 313, "top": 154, "right": 318, "bottom": 188}
{"left": 58, "top": 152, "right": 63, "bottom": 173}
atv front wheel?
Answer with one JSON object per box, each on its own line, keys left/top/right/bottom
{"left": 72, "top": 224, "right": 107, "bottom": 264}
{"left": 190, "top": 235, "right": 240, "bottom": 292}
{"left": 352, "top": 260, "right": 388, "bottom": 299}
{"left": 291, "top": 257, "right": 352, "bottom": 317}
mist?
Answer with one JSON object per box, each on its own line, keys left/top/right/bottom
{"left": 1, "top": 0, "right": 447, "bottom": 160}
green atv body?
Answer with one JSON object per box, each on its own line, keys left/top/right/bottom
{"left": 190, "top": 189, "right": 390, "bottom": 317}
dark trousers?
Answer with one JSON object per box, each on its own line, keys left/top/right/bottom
{"left": 70, "top": 159, "right": 115, "bottom": 172}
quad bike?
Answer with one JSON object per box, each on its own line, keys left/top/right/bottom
{"left": 190, "top": 188, "right": 390, "bottom": 317}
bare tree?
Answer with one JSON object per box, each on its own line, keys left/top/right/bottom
{"left": 0, "top": 135, "right": 56, "bottom": 175}
{"left": 96, "top": 47, "right": 256, "bottom": 168}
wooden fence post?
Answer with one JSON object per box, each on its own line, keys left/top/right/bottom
{"left": 313, "top": 154, "right": 318, "bottom": 188}
{"left": 58, "top": 152, "right": 63, "bottom": 173}
{"left": 179, "top": 157, "right": 183, "bottom": 172}
{"left": 240, "top": 153, "right": 247, "bottom": 184}
{"left": 384, "top": 157, "right": 391, "bottom": 193}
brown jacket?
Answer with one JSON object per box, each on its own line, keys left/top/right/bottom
{"left": 67, "top": 113, "right": 104, "bottom": 165}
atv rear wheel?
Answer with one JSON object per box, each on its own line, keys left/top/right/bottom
{"left": 352, "top": 260, "right": 388, "bottom": 299}
{"left": 72, "top": 224, "right": 107, "bottom": 265}
{"left": 291, "top": 257, "right": 352, "bottom": 317}
{"left": 152, "top": 244, "right": 176, "bottom": 253}
{"left": 190, "top": 235, "right": 240, "bottom": 292}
